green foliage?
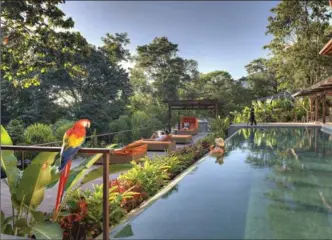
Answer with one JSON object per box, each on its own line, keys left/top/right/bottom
{"left": 68, "top": 45, "right": 132, "bottom": 133}
{"left": 186, "top": 71, "right": 253, "bottom": 116}
{"left": 1, "top": 126, "right": 62, "bottom": 237}
{"left": 109, "top": 115, "right": 132, "bottom": 145}
{"left": 232, "top": 98, "right": 308, "bottom": 123}
{"left": 53, "top": 119, "right": 74, "bottom": 141}
{"left": 134, "top": 37, "right": 199, "bottom": 101}
{"left": 80, "top": 164, "right": 133, "bottom": 185}
{"left": 100, "top": 33, "right": 131, "bottom": 64}
{"left": 245, "top": 58, "right": 278, "bottom": 98}
{"left": 119, "top": 160, "right": 169, "bottom": 196}
{"left": 6, "top": 119, "right": 25, "bottom": 144}
{"left": 205, "top": 117, "right": 230, "bottom": 143}
{"left": 264, "top": 0, "right": 332, "bottom": 90}
{"left": 1, "top": 0, "right": 89, "bottom": 88}
{"left": 131, "top": 111, "right": 163, "bottom": 140}
{"left": 24, "top": 123, "right": 55, "bottom": 145}
{"left": 63, "top": 184, "right": 137, "bottom": 238}
{"left": 1, "top": 125, "right": 20, "bottom": 193}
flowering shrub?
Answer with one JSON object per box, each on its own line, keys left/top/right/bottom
{"left": 109, "top": 179, "right": 146, "bottom": 212}
{"left": 60, "top": 199, "right": 88, "bottom": 240}
{"left": 59, "top": 138, "right": 213, "bottom": 239}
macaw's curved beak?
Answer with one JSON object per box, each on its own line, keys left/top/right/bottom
{"left": 87, "top": 121, "right": 91, "bottom": 128}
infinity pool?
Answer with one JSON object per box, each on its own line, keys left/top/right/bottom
{"left": 111, "top": 128, "right": 332, "bottom": 239}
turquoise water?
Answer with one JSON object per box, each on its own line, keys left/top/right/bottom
{"left": 111, "top": 128, "right": 332, "bottom": 239}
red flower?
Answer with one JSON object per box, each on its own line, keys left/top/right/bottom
{"left": 59, "top": 199, "right": 88, "bottom": 231}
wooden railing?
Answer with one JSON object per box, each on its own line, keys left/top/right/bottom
{"left": 0, "top": 145, "right": 111, "bottom": 240}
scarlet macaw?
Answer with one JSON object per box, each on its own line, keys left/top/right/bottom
{"left": 54, "top": 119, "right": 91, "bottom": 218}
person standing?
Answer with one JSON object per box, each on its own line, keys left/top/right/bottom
{"left": 250, "top": 106, "right": 257, "bottom": 126}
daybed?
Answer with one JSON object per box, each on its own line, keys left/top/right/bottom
{"left": 177, "top": 116, "right": 199, "bottom": 135}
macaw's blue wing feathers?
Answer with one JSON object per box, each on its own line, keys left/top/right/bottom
{"left": 59, "top": 147, "right": 80, "bottom": 171}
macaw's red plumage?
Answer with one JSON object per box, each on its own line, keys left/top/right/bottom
{"left": 54, "top": 119, "right": 91, "bottom": 220}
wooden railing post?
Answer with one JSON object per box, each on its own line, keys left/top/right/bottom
{"left": 103, "top": 152, "right": 110, "bottom": 240}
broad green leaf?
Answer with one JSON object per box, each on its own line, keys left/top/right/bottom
{"left": 0, "top": 125, "right": 20, "bottom": 194}
{"left": 15, "top": 152, "right": 58, "bottom": 209}
{"left": 0, "top": 211, "right": 4, "bottom": 225}
{"left": 3, "top": 223, "right": 13, "bottom": 235}
{"left": 14, "top": 218, "right": 28, "bottom": 228}
{"left": 32, "top": 222, "right": 63, "bottom": 240}
{"left": 64, "top": 168, "right": 87, "bottom": 192}
{"left": 30, "top": 210, "right": 45, "bottom": 222}
{"left": 80, "top": 164, "right": 133, "bottom": 185}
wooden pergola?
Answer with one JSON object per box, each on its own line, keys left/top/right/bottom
{"left": 163, "top": 99, "right": 221, "bottom": 132}
{"left": 293, "top": 76, "right": 332, "bottom": 123}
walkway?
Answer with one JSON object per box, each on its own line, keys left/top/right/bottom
{"left": 0, "top": 132, "right": 207, "bottom": 216}
{"left": 228, "top": 122, "right": 322, "bottom": 136}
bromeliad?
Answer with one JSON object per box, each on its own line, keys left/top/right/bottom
{"left": 54, "top": 119, "right": 91, "bottom": 219}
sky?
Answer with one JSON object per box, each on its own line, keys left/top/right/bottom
{"left": 59, "top": 1, "right": 279, "bottom": 79}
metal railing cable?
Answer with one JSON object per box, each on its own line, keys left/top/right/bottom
{"left": 36, "top": 124, "right": 169, "bottom": 146}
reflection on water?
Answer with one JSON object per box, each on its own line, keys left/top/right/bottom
{"left": 112, "top": 128, "right": 332, "bottom": 239}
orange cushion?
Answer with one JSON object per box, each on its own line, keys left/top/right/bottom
{"left": 127, "top": 140, "right": 144, "bottom": 148}
{"left": 114, "top": 143, "right": 147, "bottom": 156}
{"left": 162, "top": 135, "right": 172, "bottom": 141}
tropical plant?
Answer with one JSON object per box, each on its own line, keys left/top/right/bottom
{"left": 119, "top": 160, "right": 169, "bottom": 196}
{"left": 61, "top": 184, "right": 139, "bottom": 239}
{"left": 232, "top": 99, "right": 301, "bottom": 123}
{"left": 154, "top": 155, "right": 184, "bottom": 179}
{"left": 204, "top": 117, "right": 230, "bottom": 143}
{"left": 24, "top": 123, "right": 56, "bottom": 145}
{"left": 0, "top": 125, "right": 63, "bottom": 238}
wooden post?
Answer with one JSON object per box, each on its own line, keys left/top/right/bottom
{"left": 177, "top": 111, "right": 180, "bottom": 130}
{"left": 215, "top": 103, "right": 219, "bottom": 118}
{"left": 315, "top": 95, "right": 319, "bottom": 122}
{"left": 168, "top": 105, "right": 172, "bottom": 133}
{"left": 102, "top": 153, "right": 110, "bottom": 240}
{"left": 309, "top": 97, "right": 313, "bottom": 122}
{"left": 322, "top": 91, "right": 326, "bottom": 124}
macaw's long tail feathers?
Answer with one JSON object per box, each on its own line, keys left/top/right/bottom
{"left": 53, "top": 160, "right": 72, "bottom": 220}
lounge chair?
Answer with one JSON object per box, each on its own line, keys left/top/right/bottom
{"left": 95, "top": 141, "right": 147, "bottom": 165}
{"left": 139, "top": 136, "right": 176, "bottom": 151}
{"left": 171, "top": 134, "right": 192, "bottom": 144}
{"left": 177, "top": 116, "right": 199, "bottom": 135}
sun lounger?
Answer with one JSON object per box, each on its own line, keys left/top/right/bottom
{"left": 139, "top": 137, "right": 176, "bottom": 151}
{"left": 95, "top": 141, "right": 147, "bottom": 165}
{"left": 171, "top": 134, "right": 192, "bottom": 144}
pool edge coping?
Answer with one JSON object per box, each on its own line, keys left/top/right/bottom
{"left": 106, "top": 130, "right": 240, "bottom": 239}
{"left": 106, "top": 125, "right": 332, "bottom": 239}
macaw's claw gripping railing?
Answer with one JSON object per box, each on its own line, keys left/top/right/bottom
{"left": 0, "top": 145, "right": 112, "bottom": 240}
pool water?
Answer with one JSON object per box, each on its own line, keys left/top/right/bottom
{"left": 111, "top": 128, "right": 332, "bottom": 239}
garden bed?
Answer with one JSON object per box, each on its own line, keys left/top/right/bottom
{"left": 59, "top": 139, "right": 211, "bottom": 239}
{"left": 1, "top": 123, "right": 217, "bottom": 240}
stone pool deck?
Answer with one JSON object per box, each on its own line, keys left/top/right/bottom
{"left": 228, "top": 122, "right": 325, "bottom": 136}
{"left": 0, "top": 132, "right": 207, "bottom": 217}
